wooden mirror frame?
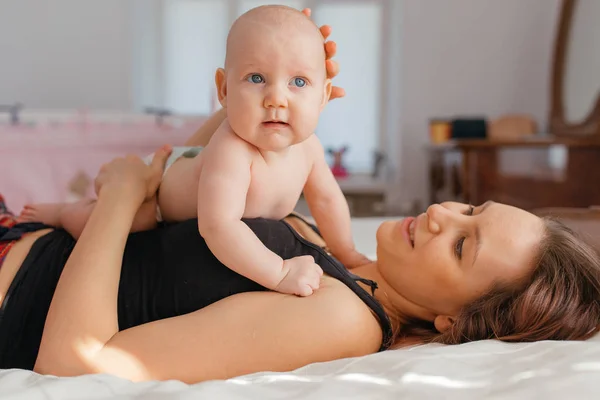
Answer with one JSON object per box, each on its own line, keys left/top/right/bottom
{"left": 550, "top": 0, "right": 600, "bottom": 136}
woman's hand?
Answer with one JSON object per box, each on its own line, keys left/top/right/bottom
{"left": 302, "top": 8, "right": 345, "bottom": 101}
{"left": 94, "top": 145, "right": 172, "bottom": 203}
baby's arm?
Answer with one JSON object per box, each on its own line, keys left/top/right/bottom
{"left": 303, "top": 138, "right": 371, "bottom": 269}
{"left": 197, "top": 135, "right": 321, "bottom": 294}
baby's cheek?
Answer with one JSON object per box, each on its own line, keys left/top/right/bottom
{"left": 227, "top": 105, "right": 255, "bottom": 137}
{"left": 230, "top": 94, "right": 256, "bottom": 120}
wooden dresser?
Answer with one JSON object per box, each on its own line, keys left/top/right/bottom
{"left": 428, "top": 137, "right": 600, "bottom": 210}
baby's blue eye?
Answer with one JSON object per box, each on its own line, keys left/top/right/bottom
{"left": 248, "top": 74, "right": 264, "bottom": 84}
{"left": 292, "top": 77, "right": 306, "bottom": 87}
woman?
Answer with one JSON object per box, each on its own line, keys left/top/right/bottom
{"left": 2, "top": 26, "right": 600, "bottom": 388}
{"left": 4, "top": 157, "right": 600, "bottom": 384}
{"left": 22, "top": 152, "right": 600, "bottom": 384}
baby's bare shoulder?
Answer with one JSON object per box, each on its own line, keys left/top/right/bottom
{"left": 298, "top": 135, "right": 325, "bottom": 161}
{"left": 285, "top": 135, "right": 318, "bottom": 160}
{"left": 204, "top": 131, "right": 258, "bottom": 161}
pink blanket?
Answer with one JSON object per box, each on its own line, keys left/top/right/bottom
{"left": 0, "top": 119, "right": 206, "bottom": 213}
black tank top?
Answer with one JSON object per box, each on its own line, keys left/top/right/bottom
{"left": 0, "top": 217, "right": 393, "bottom": 370}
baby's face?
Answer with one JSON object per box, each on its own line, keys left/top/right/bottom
{"left": 219, "top": 24, "right": 330, "bottom": 152}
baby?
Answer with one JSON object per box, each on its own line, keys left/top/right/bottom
{"left": 20, "top": 5, "right": 369, "bottom": 296}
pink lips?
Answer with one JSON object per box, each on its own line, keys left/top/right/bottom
{"left": 399, "top": 217, "right": 415, "bottom": 247}
{"left": 262, "top": 121, "right": 289, "bottom": 129}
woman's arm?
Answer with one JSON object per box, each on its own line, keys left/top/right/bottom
{"left": 56, "top": 282, "right": 380, "bottom": 383}
{"left": 35, "top": 149, "right": 172, "bottom": 376}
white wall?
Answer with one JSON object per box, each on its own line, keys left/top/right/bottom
{"left": 394, "top": 0, "right": 561, "bottom": 210}
{"left": 0, "top": 0, "right": 133, "bottom": 110}
{"left": 0, "top": 0, "right": 562, "bottom": 209}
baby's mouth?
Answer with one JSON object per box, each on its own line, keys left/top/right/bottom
{"left": 262, "top": 120, "right": 289, "bottom": 128}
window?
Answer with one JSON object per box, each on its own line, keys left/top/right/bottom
{"left": 134, "top": 0, "right": 390, "bottom": 173}
{"left": 312, "top": 2, "right": 383, "bottom": 172}
{"left": 163, "top": 0, "right": 228, "bottom": 114}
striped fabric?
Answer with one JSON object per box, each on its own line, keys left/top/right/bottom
{"left": 0, "top": 194, "right": 19, "bottom": 269}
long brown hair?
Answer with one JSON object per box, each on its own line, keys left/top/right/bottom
{"left": 393, "top": 217, "right": 600, "bottom": 346}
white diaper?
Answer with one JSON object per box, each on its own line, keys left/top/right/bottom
{"left": 143, "top": 146, "right": 203, "bottom": 221}
{"left": 143, "top": 146, "right": 203, "bottom": 176}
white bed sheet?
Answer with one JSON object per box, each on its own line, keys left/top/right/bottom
{"left": 1, "top": 218, "right": 599, "bottom": 399}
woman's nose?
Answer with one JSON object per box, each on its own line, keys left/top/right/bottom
{"left": 426, "top": 203, "right": 450, "bottom": 233}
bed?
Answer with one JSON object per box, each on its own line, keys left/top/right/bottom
{"left": 1, "top": 217, "right": 599, "bottom": 399}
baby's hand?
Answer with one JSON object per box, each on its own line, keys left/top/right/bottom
{"left": 275, "top": 256, "right": 323, "bottom": 296}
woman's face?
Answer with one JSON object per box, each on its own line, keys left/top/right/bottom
{"left": 376, "top": 201, "right": 544, "bottom": 318}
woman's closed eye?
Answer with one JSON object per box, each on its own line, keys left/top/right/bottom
{"left": 454, "top": 205, "right": 475, "bottom": 260}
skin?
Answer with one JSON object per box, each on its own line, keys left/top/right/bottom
{"left": 352, "top": 201, "right": 544, "bottom": 331}
{"left": 157, "top": 6, "right": 367, "bottom": 296}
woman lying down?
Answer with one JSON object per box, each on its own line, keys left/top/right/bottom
{"left": 0, "top": 143, "right": 600, "bottom": 382}
{"left": 2, "top": 23, "right": 600, "bottom": 387}
{"left": 1, "top": 135, "right": 599, "bottom": 383}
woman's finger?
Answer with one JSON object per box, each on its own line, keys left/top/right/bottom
{"left": 150, "top": 145, "right": 172, "bottom": 176}
{"left": 324, "top": 41, "right": 337, "bottom": 61}
{"left": 326, "top": 59, "right": 339, "bottom": 79}
{"left": 146, "top": 145, "right": 172, "bottom": 197}
{"left": 320, "top": 25, "right": 332, "bottom": 41}
{"left": 330, "top": 86, "right": 346, "bottom": 100}
{"left": 299, "top": 10, "right": 345, "bottom": 101}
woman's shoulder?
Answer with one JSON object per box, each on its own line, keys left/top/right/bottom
{"left": 307, "top": 277, "right": 383, "bottom": 354}
{"left": 223, "top": 278, "right": 382, "bottom": 361}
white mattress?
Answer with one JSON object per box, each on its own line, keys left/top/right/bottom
{"left": 2, "top": 218, "right": 599, "bottom": 399}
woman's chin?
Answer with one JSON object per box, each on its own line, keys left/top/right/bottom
{"left": 376, "top": 220, "right": 399, "bottom": 244}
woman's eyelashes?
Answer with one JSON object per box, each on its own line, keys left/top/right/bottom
{"left": 454, "top": 205, "right": 475, "bottom": 260}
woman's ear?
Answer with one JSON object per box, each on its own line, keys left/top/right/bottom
{"left": 215, "top": 68, "right": 228, "bottom": 107}
{"left": 433, "top": 315, "right": 456, "bottom": 333}
{"left": 320, "top": 79, "right": 333, "bottom": 110}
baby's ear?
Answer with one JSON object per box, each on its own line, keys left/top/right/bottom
{"left": 320, "top": 79, "right": 333, "bottom": 110}
{"left": 215, "top": 68, "right": 228, "bottom": 107}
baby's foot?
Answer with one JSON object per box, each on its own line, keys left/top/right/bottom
{"left": 18, "top": 203, "right": 66, "bottom": 226}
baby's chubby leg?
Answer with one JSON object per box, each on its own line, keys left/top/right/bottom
{"left": 62, "top": 198, "right": 158, "bottom": 238}
{"left": 130, "top": 197, "right": 159, "bottom": 232}
{"left": 20, "top": 197, "right": 158, "bottom": 239}
{"left": 59, "top": 199, "right": 97, "bottom": 239}
{"left": 19, "top": 203, "right": 68, "bottom": 227}
{"left": 19, "top": 200, "right": 96, "bottom": 239}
